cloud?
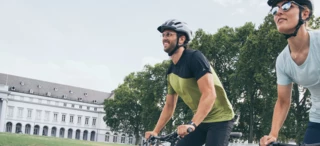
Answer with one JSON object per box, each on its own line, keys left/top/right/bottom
{"left": 231, "top": 8, "right": 246, "bottom": 16}
{"left": 314, "top": 1, "right": 320, "bottom": 17}
{"left": 141, "top": 56, "right": 165, "bottom": 69}
{"left": 212, "top": 0, "right": 242, "bottom": 7}
{"left": 0, "top": 52, "right": 114, "bottom": 92}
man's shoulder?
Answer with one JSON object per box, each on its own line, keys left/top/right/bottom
{"left": 184, "top": 48, "right": 202, "bottom": 54}
{"left": 166, "top": 61, "right": 174, "bottom": 75}
{"left": 184, "top": 49, "right": 206, "bottom": 59}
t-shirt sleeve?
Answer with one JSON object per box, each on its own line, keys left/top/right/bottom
{"left": 167, "top": 76, "right": 176, "bottom": 94}
{"left": 166, "top": 64, "right": 176, "bottom": 94}
{"left": 189, "top": 50, "right": 212, "bottom": 80}
{"left": 276, "top": 55, "right": 292, "bottom": 85}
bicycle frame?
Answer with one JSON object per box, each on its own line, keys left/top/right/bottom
{"left": 267, "top": 142, "right": 320, "bottom": 146}
{"left": 143, "top": 131, "right": 242, "bottom": 146}
{"left": 143, "top": 115, "right": 243, "bottom": 146}
{"left": 143, "top": 131, "right": 179, "bottom": 146}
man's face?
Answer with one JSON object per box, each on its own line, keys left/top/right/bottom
{"left": 162, "top": 30, "right": 178, "bottom": 53}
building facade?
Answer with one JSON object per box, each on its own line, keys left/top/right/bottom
{"left": 0, "top": 73, "right": 135, "bottom": 144}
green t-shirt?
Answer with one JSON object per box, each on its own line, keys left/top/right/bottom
{"left": 167, "top": 49, "right": 234, "bottom": 123}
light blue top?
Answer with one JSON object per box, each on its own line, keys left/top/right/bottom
{"left": 276, "top": 30, "right": 320, "bottom": 123}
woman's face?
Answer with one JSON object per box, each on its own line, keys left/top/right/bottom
{"left": 272, "top": 1, "right": 301, "bottom": 34}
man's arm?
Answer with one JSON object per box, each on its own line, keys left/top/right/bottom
{"left": 153, "top": 93, "right": 179, "bottom": 134}
{"left": 191, "top": 73, "right": 216, "bottom": 126}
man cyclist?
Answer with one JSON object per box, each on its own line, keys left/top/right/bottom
{"left": 145, "top": 19, "right": 235, "bottom": 146}
{"left": 260, "top": 0, "right": 320, "bottom": 145}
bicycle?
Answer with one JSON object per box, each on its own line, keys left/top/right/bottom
{"left": 143, "top": 115, "right": 243, "bottom": 146}
{"left": 266, "top": 142, "right": 320, "bottom": 146}
{"left": 143, "top": 129, "right": 242, "bottom": 146}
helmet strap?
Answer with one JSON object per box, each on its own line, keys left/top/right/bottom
{"left": 168, "top": 34, "right": 187, "bottom": 56}
{"left": 283, "top": 8, "right": 305, "bottom": 39}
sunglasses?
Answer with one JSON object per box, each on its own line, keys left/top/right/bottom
{"left": 161, "top": 32, "right": 176, "bottom": 38}
{"left": 270, "top": 1, "right": 305, "bottom": 16}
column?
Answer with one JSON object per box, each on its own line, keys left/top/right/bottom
{"left": 55, "top": 127, "right": 60, "bottom": 138}
{"left": 88, "top": 132, "right": 91, "bottom": 141}
{"left": 64, "top": 128, "right": 68, "bottom": 138}
{"left": 30, "top": 125, "right": 34, "bottom": 135}
{"left": 79, "top": 131, "right": 83, "bottom": 140}
{"left": 48, "top": 127, "right": 51, "bottom": 137}
{"left": 72, "top": 129, "right": 76, "bottom": 139}
{"left": 21, "top": 124, "right": 25, "bottom": 134}
{"left": 0, "top": 98, "right": 8, "bottom": 132}
{"left": 39, "top": 126, "right": 43, "bottom": 136}
{"left": 12, "top": 123, "right": 16, "bottom": 133}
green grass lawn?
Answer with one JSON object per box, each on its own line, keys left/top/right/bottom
{"left": 0, "top": 133, "right": 134, "bottom": 146}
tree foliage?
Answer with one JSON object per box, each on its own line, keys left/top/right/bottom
{"left": 104, "top": 14, "right": 320, "bottom": 144}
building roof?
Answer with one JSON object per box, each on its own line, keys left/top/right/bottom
{"left": 0, "top": 73, "right": 113, "bottom": 104}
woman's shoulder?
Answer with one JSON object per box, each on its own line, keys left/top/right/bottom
{"left": 309, "top": 30, "right": 320, "bottom": 39}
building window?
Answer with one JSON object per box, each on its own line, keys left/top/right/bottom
{"left": 113, "top": 133, "right": 118, "bottom": 142}
{"left": 18, "top": 107, "right": 23, "bottom": 118}
{"left": 94, "top": 107, "right": 97, "bottom": 111}
{"left": 7, "top": 106, "right": 14, "bottom": 117}
{"left": 27, "top": 109, "right": 32, "bottom": 119}
{"left": 92, "top": 118, "right": 96, "bottom": 126}
{"left": 72, "top": 104, "right": 74, "bottom": 108}
{"left": 85, "top": 117, "right": 89, "bottom": 125}
{"left": 53, "top": 113, "right": 58, "bottom": 122}
{"left": 62, "top": 114, "right": 66, "bottom": 122}
{"left": 87, "top": 106, "right": 90, "bottom": 110}
{"left": 79, "top": 105, "right": 82, "bottom": 109}
{"left": 129, "top": 135, "right": 133, "bottom": 144}
{"left": 36, "top": 110, "right": 41, "bottom": 120}
{"left": 70, "top": 115, "right": 74, "bottom": 123}
{"left": 63, "top": 103, "right": 67, "bottom": 107}
{"left": 121, "top": 134, "right": 125, "bottom": 143}
{"left": 77, "top": 116, "right": 81, "bottom": 124}
{"left": 25, "top": 124, "right": 31, "bottom": 134}
{"left": 105, "top": 132, "right": 110, "bottom": 142}
{"left": 45, "top": 111, "right": 50, "bottom": 121}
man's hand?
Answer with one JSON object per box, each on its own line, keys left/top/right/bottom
{"left": 259, "top": 135, "right": 277, "bottom": 146}
{"left": 145, "top": 131, "right": 158, "bottom": 140}
{"left": 177, "top": 124, "right": 195, "bottom": 138}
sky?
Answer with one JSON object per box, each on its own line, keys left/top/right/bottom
{"left": 0, "top": 0, "right": 319, "bottom": 93}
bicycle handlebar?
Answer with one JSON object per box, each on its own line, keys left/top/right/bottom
{"left": 230, "top": 132, "right": 242, "bottom": 138}
{"left": 266, "top": 142, "right": 320, "bottom": 146}
{"left": 145, "top": 127, "right": 193, "bottom": 145}
{"left": 267, "top": 142, "right": 297, "bottom": 146}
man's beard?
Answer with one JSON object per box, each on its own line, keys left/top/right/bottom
{"left": 164, "top": 41, "right": 176, "bottom": 54}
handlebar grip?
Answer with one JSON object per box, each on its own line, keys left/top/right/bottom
{"left": 266, "top": 142, "right": 278, "bottom": 146}
{"left": 187, "top": 127, "right": 193, "bottom": 133}
{"left": 147, "top": 135, "right": 156, "bottom": 145}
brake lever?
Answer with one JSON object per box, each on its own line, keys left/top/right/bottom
{"left": 147, "top": 135, "right": 157, "bottom": 145}
{"left": 175, "top": 127, "right": 194, "bottom": 139}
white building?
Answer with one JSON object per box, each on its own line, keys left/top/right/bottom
{"left": 0, "top": 73, "right": 136, "bottom": 145}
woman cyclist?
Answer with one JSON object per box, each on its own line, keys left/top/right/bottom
{"left": 260, "top": 0, "right": 320, "bottom": 145}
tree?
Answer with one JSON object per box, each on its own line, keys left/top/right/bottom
{"left": 103, "top": 73, "right": 144, "bottom": 145}
{"left": 104, "top": 14, "right": 320, "bottom": 144}
{"left": 308, "top": 15, "right": 320, "bottom": 29}
{"left": 103, "top": 60, "right": 193, "bottom": 145}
